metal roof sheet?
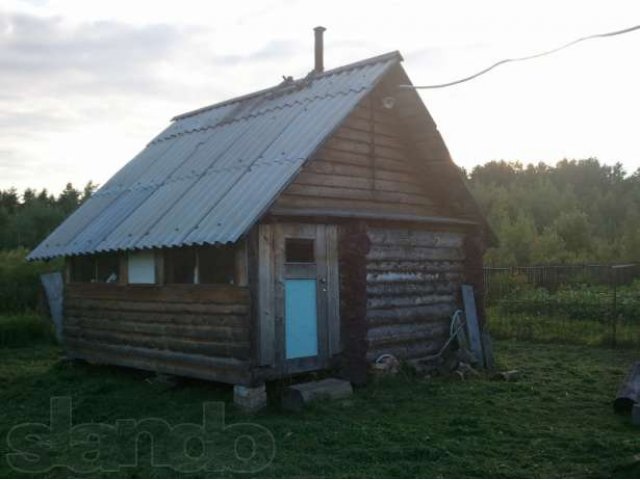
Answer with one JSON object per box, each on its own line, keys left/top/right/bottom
{"left": 28, "top": 51, "right": 402, "bottom": 260}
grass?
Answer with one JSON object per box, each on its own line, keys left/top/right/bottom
{"left": 0, "top": 312, "right": 56, "bottom": 348}
{"left": 487, "top": 307, "right": 640, "bottom": 348}
{"left": 1, "top": 315, "right": 640, "bottom": 477}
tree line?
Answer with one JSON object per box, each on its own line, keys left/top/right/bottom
{"left": 465, "top": 158, "right": 640, "bottom": 266}
{"left": 0, "top": 182, "right": 96, "bottom": 250}
{"left": 0, "top": 157, "right": 639, "bottom": 266}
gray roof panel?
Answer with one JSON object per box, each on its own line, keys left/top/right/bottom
{"left": 28, "top": 51, "right": 401, "bottom": 260}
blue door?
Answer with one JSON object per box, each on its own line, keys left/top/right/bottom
{"left": 284, "top": 279, "right": 318, "bottom": 359}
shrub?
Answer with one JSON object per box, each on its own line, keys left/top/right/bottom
{"left": 0, "top": 248, "right": 62, "bottom": 313}
{"left": 0, "top": 313, "right": 55, "bottom": 347}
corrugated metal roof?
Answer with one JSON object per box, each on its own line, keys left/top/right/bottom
{"left": 28, "top": 51, "right": 402, "bottom": 260}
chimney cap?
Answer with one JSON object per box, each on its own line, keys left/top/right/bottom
{"left": 314, "top": 25, "right": 326, "bottom": 32}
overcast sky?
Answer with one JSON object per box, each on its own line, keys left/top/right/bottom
{"left": 1, "top": 0, "right": 639, "bottom": 194}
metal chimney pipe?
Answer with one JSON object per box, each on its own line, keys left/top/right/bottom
{"left": 314, "top": 26, "right": 326, "bottom": 73}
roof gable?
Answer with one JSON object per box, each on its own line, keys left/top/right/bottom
{"left": 28, "top": 52, "right": 402, "bottom": 260}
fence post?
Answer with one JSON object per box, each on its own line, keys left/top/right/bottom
{"left": 611, "top": 265, "right": 618, "bottom": 348}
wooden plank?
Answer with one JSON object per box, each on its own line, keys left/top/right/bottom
{"left": 118, "top": 255, "right": 128, "bottom": 285}
{"left": 257, "top": 224, "right": 276, "bottom": 366}
{"left": 366, "top": 281, "right": 458, "bottom": 297}
{"left": 65, "top": 317, "right": 249, "bottom": 342}
{"left": 461, "top": 284, "right": 484, "bottom": 363}
{"left": 272, "top": 224, "right": 286, "bottom": 368}
{"left": 65, "top": 283, "right": 249, "bottom": 304}
{"left": 367, "top": 303, "right": 457, "bottom": 326}
{"left": 65, "top": 338, "right": 250, "bottom": 385}
{"left": 333, "top": 127, "right": 372, "bottom": 144}
{"left": 64, "top": 298, "right": 249, "bottom": 316}
{"left": 315, "top": 148, "right": 372, "bottom": 167}
{"left": 367, "top": 229, "right": 464, "bottom": 248}
{"left": 294, "top": 171, "right": 373, "bottom": 190}
{"left": 367, "top": 245, "right": 464, "bottom": 262}
{"left": 282, "top": 378, "right": 352, "bottom": 411}
{"left": 274, "top": 195, "right": 436, "bottom": 217}
{"left": 367, "top": 293, "right": 455, "bottom": 310}
{"left": 367, "top": 320, "right": 449, "bottom": 345}
{"left": 323, "top": 137, "right": 371, "bottom": 156}
{"left": 367, "top": 261, "right": 464, "bottom": 274}
{"left": 325, "top": 224, "right": 340, "bottom": 356}
{"left": 234, "top": 239, "right": 248, "bottom": 287}
{"left": 283, "top": 183, "right": 434, "bottom": 207}
{"left": 314, "top": 224, "right": 329, "bottom": 366}
{"left": 65, "top": 327, "right": 250, "bottom": 359}
{"left": 154, "top": 250, "right": 165, "bottom": 285}
{"left": 304, "top": 159, "right": 372, "bottom": 179}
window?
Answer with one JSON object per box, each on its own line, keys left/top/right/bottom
{"left": 285, "top": 238, "right": 314, "bottom": 263}
{"left": 199, "top": 245, "right": 235, "bottom": 284}
{"left": 163, "top": 246, "right": 236, "bottom": 285}
{"left": 96, "top": 254, "right": 119, "bottom": 283}
{"left": 164, "top": 248, "right": 196, "bottom": 284}
{"left": 70, "top": 255, "right": 95, "bottom": 282}
{"left": 70, "top": 253, "right": 119, "bottom": 283}
{"left": 128, "top": 251, "right": 156, "bottom": 284}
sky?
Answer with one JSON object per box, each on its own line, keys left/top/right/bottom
{"left": 1, "top": 0, "right": 639, "bottom": 194}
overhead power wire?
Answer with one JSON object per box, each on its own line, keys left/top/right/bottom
{"left": 400, "top": 24, "right": 640, "bottom": 90}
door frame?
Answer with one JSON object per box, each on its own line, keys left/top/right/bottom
{"left": 256, "top": 222, "right": 340, "bottom": 375}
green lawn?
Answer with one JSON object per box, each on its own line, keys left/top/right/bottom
{"left": 1, "top": 316, "right": 639, "bottom": 477}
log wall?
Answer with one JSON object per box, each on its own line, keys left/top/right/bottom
{"left": 365, "top": 226, "right": 465, "bottom": 362}
{"left": 64, "top": 283, "right": 252, "bottom": 385}
{"left": 272, "top": 93, "right": 447, "bottom": 218}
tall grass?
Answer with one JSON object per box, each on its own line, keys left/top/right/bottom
{"left": 0, "top": 248, "right": 62, "bottom": 312}
{"left": 0, "top": 312, "right": 55, "bottom": 347}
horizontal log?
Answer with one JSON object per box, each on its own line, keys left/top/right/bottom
{"left": 66, "top": 283, "right": 250, "bottom": 305}
{"left": 65, "top": 327, "right": 250, "bottom": 360}
{"left": 324, "top": 137, "right": 371, "bottom": 156}
{"left": 284, "top": 183, "right": 433, "bottom": 208}
{"left": 366, "top": 339, "right": 446, "bottom": 362}
{"left": 274, "top": 195, "right": 437, "bottom": 217}
{"left": 367, "top": 320, "right": 449, "bottom": 345}
{"left": 367, "top": 271, "right": 462, "bottom": 284}
{"left": 295, "top": 171, "right": 373, "bottom": 190}
{"left": 315, "top": 148, "right": 372, "bottom": 168}
{"left": 367, "top": 293, "right": 456, "bottom": 310}
{"left": 374, "top": 144, "right": 407, "bottom": 162}
{"left": 367, "top": 260, "right": 464, "bottom": 274}
{"left": 65, "top": 338, "right": 250, "bottom": 385}
{"left": 305, "top": 160, "right": 371, "bottom": 178}
{"left": 367, "top": 229, "right": 464, "bottom": 248}
{"left": 65, "top": 316, "right": 249, "bottom": 342}
{"left": 367, "top": 303, "right": 458, "bottom": 325}
{"left": 342, "top": 116, "right": 371, "bottom": 132}
{"left": 65, "top": 298, "right": 249, "bottom": 316}
{"left": 367, "top": 245, "right": 465, "bottom": 262}
{"left": 334, "top": 128, "right": 372, "bottom": 145}
{"left": 373, "top": 156, "right": 413, "bottom": 173}
{"left": 366, "top": 281, "right": 458, "bottom": 297}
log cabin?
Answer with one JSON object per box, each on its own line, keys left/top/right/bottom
{"left": 29, "top": 28, "right": 494, "bottom": 407}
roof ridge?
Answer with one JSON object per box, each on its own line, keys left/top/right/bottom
{"left": 171, "top": 50, "right": 402, "bottom": 122}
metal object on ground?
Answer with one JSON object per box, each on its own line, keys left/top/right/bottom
{"left": 40, "top": 271, "right": 64, "bottom": 342}
{"left": 615, "top": 361, "right": 640, "bottom": 414}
